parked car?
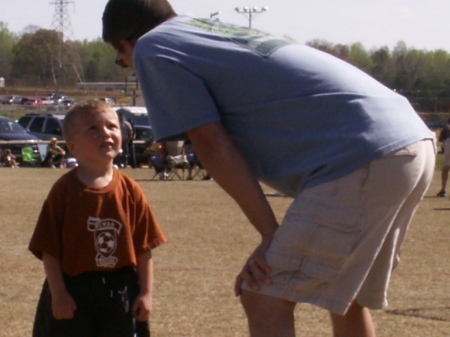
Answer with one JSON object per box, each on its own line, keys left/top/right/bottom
{"left": 24, "top": 98, "right": 44, "bottom": 106}
{"left": 0, "top": 115, "right": 39, "bottom": 164}
{"left": 4, "top": 95, "right": 22, "bottom": 104}
{"left": 132, "top": 125, "right": 154, "bottom": 167}
{"left": 42, "top": 93, "right": 68, "bottom": 105}
{"left": 54, "top": 96, "right": 69, "bottom": 104}
{"left": 41, "top": 97, "right": 55, "bottom": 105}
{"left": 99, "top": 97, "right": 116, "bottom": 105}
{"left": 18, "top": 113, "right": 65, "bottom": 140}
{"left": 115, "top": 106, "right": 149, "bottom": 126}
{"left": 58, "top": 98, "right": 76, "bottom": 109}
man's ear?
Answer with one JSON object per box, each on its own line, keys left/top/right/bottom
{"left": 120, "top": 39, "right": 136, "bottom": 50}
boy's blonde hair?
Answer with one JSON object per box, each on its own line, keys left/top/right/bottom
{"left": 63, "top": 100, "right": 115, "bottom": 140}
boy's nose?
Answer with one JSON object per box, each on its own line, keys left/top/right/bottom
{"left": 101, "top": 127, "right": 112, "bottom": 137}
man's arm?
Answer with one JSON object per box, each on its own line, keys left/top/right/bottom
{"left": 57, "top": 146, "right": 66, "bottom": 155}
{"left": 187, "top": 121, "right": 279, "bottom": 292}
{"left": 187, "top": 121, "right": 278, "bottom": 238}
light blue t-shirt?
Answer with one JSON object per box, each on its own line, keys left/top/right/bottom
{"left": 134, "top": 16, "right": 433, "bottom": 197}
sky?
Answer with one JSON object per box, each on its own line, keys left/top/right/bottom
{"left": 0, "top": 0, "right": 449, "bottom": 52}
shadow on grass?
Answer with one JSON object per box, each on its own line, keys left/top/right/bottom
{"left": 386, "top": 307, "right": 450, "bottom": 322}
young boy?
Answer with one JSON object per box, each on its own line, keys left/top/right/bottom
{"left": 102, "top": 1, "right": 435, "bottom": 336}
{"left": 29, "top": 100, "right": 167, "bottom": 337}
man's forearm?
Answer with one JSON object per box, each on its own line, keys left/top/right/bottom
{"left": 187, "top": 122, "right": 279, "bottom": 238}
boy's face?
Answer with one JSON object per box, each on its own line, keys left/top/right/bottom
{"left": 66, "top": 108, "right": 122, "bottom": 165}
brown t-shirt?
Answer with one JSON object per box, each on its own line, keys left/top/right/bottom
{"left": 29, "top": 169, "right": 167, "bottom": 277}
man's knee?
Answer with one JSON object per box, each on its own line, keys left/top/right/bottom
{"left": 330, "top": 301, "right": 376, "bottom": 337}
{"left": 240, "top": 290, "right": 296, "bottom": 337}
{"left": 240, "top": 290, "right": 296, "bottom": 326}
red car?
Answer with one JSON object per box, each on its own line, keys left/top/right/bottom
{"left": 24, "top": 98, "right": 44, "bottom": 106}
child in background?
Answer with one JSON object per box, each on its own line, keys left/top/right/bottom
{"left": 29, "top": 100, "right": 167, "bottom": 337}
{"left": 44, "top": 137, "right": 66, "bottom": 168}
{"left": 3, "top": 149, "right": 18, "bottom": 167}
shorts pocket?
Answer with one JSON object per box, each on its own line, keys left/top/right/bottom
{"left": 272, "top": 196, "right": 365, "bottom": 282}
{"left": 384, "top": 142, "right": 420, "bottom": 157}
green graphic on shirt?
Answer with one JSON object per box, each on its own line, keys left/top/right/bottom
{"left": 188, "top": 18, "right": 291, "bottom": 57}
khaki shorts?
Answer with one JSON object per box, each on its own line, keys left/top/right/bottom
{"left": 243, "top": 139, "right": 436, "bottom": 315}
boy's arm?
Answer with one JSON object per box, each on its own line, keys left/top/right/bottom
{"left": 132, "top": 250, "right": 153, "bottom": 322}
{"left": 42, "top": 253, "right": 77, "bottom": 320}
{"left": 187, "top": 121, "right": 279, "bottom": 294}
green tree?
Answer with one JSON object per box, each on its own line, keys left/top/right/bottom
{"left": 370, "top": 46, "right": 395, "bottom": 87}
{"left": 11, "top": 29, "right": 62, "bottom": 86}
{"left": 347, "top": 43, "right": 374, "bottom": 74}
{"left": 79, "top": 38, "right": 128, "bottom": 82}
{"left": 307, "top": 39, "right": 337, "bottom": 56}
{"left": 0, "top": 22, "right": 17, "bottom": 82}
{"left": 391, "top": 41, "right": 427, "bottom": 91}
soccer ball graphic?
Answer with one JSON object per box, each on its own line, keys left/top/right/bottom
{"left": 96, "top": 232, "right": 116, "bottom": 255}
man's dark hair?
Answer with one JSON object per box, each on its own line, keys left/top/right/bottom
{"left": 102, "top": 0, "right": 176, "bottom": 51}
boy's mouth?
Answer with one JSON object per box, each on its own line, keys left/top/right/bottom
{"left": 101, "top": 140, "right": 115, "bottom": 148}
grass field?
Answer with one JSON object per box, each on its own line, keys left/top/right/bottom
{"left": 0, "top": 164, "right": 449, "bottom": 337}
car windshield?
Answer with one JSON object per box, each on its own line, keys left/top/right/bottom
{"left": 0, "top": 119, "right": 27, "bottom": 133}
{"left": 134, "top": 115, "right": 150, "bottom": 126}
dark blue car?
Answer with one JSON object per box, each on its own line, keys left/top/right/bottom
{"left": 0, "top": 115, "right": 39, "bottom": 164}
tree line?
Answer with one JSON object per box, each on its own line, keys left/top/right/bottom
{"left": 1, "top": 23, "right": 449, "bottom": 112}
{"left": 0, "top": 23, "right": 131, "bottom": 88}
{"left": 307, "top": 40, "right": 450, "bottom": 112}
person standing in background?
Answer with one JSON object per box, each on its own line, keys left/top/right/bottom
{"left": 436, "top": 117, "right": 450, "bottom": 197}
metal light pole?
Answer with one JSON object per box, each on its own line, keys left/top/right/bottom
{"left": 210, "top": 11, "right": 221, "bottom": 21}
{"left": 234, "top": 6, "right": 268, "bottom": 28}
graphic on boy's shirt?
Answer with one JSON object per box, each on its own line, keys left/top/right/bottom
{"left": 187, "top": 18, "right": 292, "bottom": 57}
{"left": 88, "top": 216, "right": 122, "bottom": 268}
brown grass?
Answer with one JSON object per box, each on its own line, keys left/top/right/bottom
{"left": 0, "top": 166, "right": 449, "bottom": 337}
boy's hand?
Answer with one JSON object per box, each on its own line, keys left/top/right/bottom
{"left": 234, "top": 236, "right": 273, "bottom": 296}
{"left": 51, "top": 290, "right": 77, "bottom": 320}
{"left": 132, "top": 292, "right": 152, "bottom": 322}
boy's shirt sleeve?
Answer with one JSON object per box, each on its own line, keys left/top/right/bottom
{"left": 131, "top": 180, "right": 167, "bottom": 256}
{"left": 28, "top": 182, "right": 65, "bottom": 260}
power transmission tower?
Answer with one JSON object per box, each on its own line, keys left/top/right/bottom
{"left": 50, "top": 0, "right": 84, "bottom": 88}
{"left": 50, "top": 0, "right": 74, "bottom": 41}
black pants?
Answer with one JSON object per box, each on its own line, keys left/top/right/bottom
{"left": 32, "top": 268, "right": 150, "bottom": 337}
